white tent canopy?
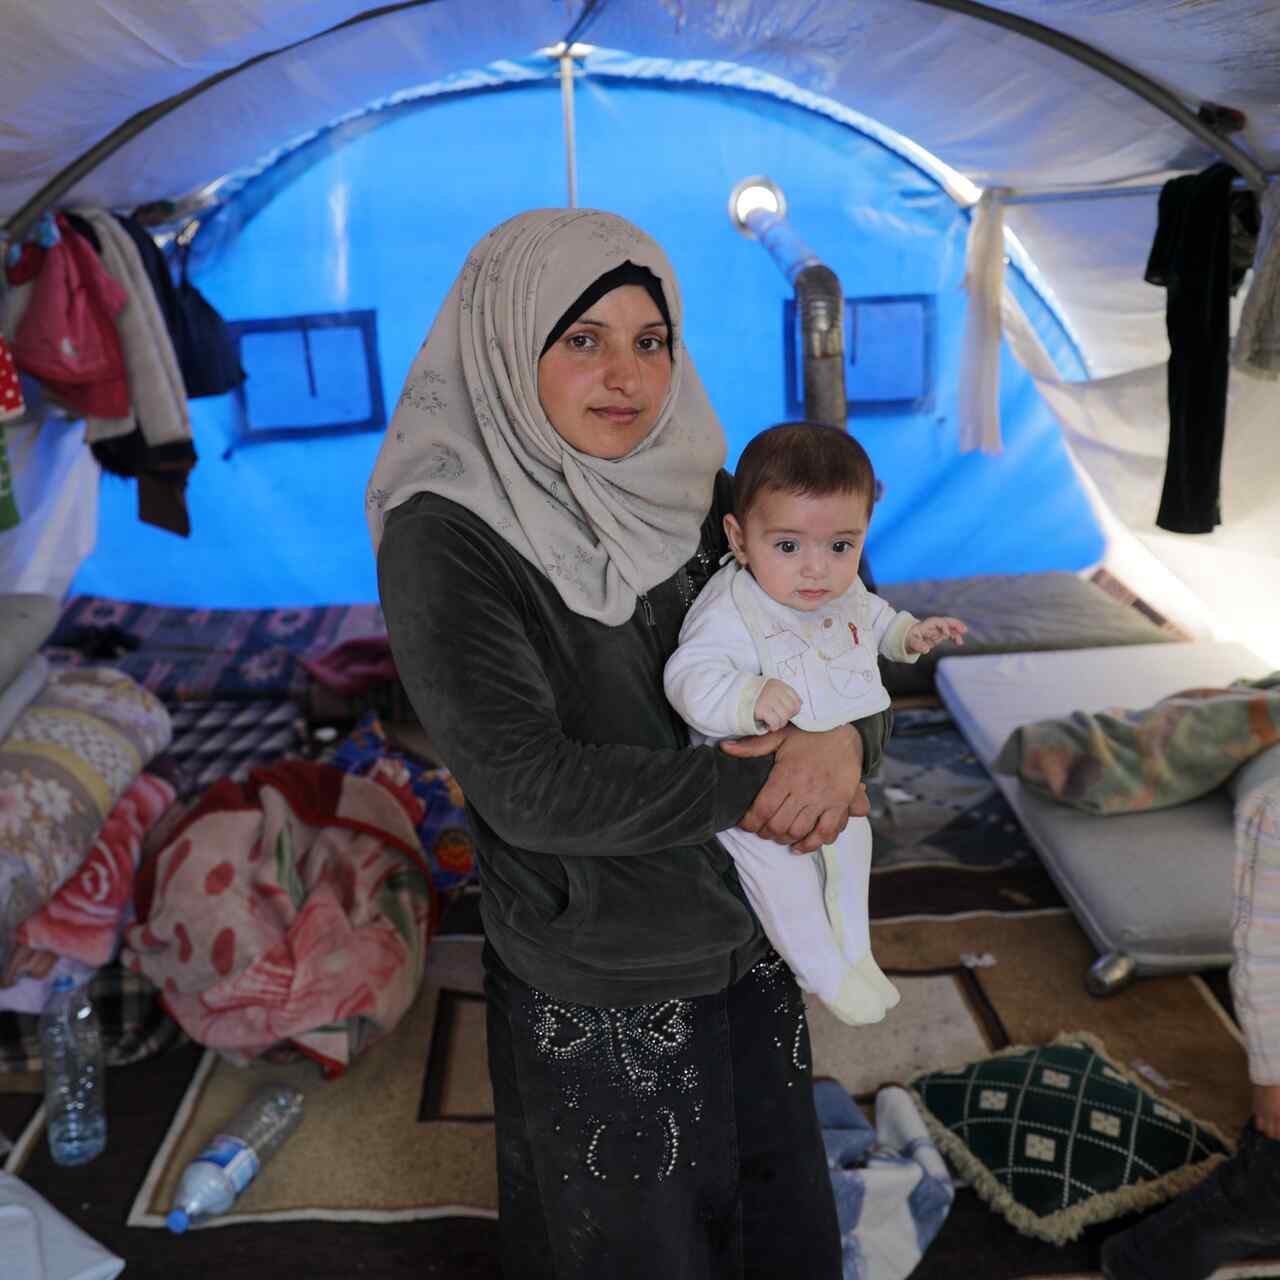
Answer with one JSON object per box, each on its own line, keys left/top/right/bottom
{"left": 2, "top": 0, "right": 1278, "bottom": 658}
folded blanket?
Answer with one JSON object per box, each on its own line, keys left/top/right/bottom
{"left": 0, "top": 667, "right": 171, "bottom": 967}
{"left": 301, "top": 634, "right": 397, "bottom": 696}
{"left": 995, "top": 674, "right": 1280, "bottom": 814}
{"left": 329, "top": 711, "right": 475, "bottom": 892}
{"left": 816, "top": 1081, "right": 954, "bottom": 1280}
{"left": 122, "top": 760, "right": 433, "bottom": 1076}
{"left": 17, "top": 771, "right": 176, "bottom": 967}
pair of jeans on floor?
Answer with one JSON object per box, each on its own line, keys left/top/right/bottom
{"left": 483, "top": 942, "right": 842, "bottom": 1279}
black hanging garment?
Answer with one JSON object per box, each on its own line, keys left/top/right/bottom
{"left": 115, "top": 215, "right": 245, "bottom": 398}
{"left": 1144, "top": 162, "right": 1259, "bottom": 533}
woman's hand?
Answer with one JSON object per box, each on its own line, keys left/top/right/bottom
{"left": 720, "top": 723, "right": 867, "bottom": 854}
{"left": 1254, "top": 1083, "right": 1280, "bottom": 1139}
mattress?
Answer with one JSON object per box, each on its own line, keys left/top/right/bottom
{"left": 936, "top": 642, "right": 1272, "bottom": 974}
{"left": 876, "top": 570, "right": 1178, "bottom": 696}
{"left": 44, "top": 596, "right": 385, "bottom": 702}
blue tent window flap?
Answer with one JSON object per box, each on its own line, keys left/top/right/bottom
{"left": 227, "top": 309, "right": 386, "bottom": 448}
{"left": 785, "top": 294, "right": 935, "bottom": 418}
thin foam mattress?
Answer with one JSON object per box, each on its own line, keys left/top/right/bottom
{"left": 936, "top": 642, "right": 1272, "bottom": 974}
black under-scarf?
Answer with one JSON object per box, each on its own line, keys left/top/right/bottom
{"left": 539, "top": 261, "right": 673, "bottom": 358}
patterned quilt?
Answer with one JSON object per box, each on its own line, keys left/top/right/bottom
{"left": 45, "top": 597, "right": 386, "bottom": 702}
{"left": 994, "top": 674, "right": 1280, "bottom": 814}
{"left": 0, "top": 668, "right": 171, "bottom": 968}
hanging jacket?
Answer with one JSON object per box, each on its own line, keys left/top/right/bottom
{"left": 115, "top": 215, "right": 244, "bottom": 399}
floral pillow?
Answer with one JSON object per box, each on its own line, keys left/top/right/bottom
{"left": 0, "top": 666, "right": 171, "bottom": 955}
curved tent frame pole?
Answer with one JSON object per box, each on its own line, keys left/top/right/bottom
{"left": 0, "top": 0, "right": 452, "bottom": 245}
{"left": 5, "top": 0, "right": 1266, "bottom": 243}
{"left": 914, "top": 0, "right": 1268, "bottom": 192}
{"left": 1, "top": 0, "right": 614, "bottom": 246}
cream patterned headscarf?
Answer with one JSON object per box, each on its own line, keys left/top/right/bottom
{"left": 366, "top": 209, "right": 727, "bottom": 625}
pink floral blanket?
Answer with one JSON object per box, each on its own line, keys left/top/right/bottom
{"left": 122, "top": 759, "right": 434, "bottom": 1075}
{"left": 16, "top": 771, "right": 176, "bottom": 969}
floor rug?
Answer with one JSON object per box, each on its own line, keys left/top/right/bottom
{"left": 870, "top": 708, "right": 1068, "bottom": 918}
{"left": 127, "top": 945, "right": 1004, "bottom": 1230}
{"left": 6, "top": 714, "right": 1275, "bottom": 1279}
{"left": 126, "top": 940, "right": 496, "bottom": 1229}
{"left": 7, "top": 931, "right": 1268, "bottom": 1279}
{"left": 107, "top": 910, "right": 1260, "bottom": 1280}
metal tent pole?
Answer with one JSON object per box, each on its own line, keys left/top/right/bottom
{"left": 913, "top": 0, "right": 1269, "bottom": 193}
{"left": 560, "top": 53, "right": 579, "bottom": 208}
{"left": 1, "top": 0, "right": 445, "bottom": 245}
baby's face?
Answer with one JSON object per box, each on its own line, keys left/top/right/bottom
{"left": 726, "top": 486, "right": 869, "bottom": 611}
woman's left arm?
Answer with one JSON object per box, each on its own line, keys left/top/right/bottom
{"left": 720, "top": 712, "right": 892, "bottom": 854}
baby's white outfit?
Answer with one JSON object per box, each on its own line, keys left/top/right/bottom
{"left": 664, "top": 561, "right": 919, "bottom": 1024}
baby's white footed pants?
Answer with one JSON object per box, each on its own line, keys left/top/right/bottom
{"left": 718, "top": 816, "right": 899, "bottom": 1026}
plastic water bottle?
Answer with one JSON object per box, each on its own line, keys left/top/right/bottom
{"left": 38, "top": 975, "right": 107, "bottom": 1166}
{"left": 167, "top": 1084, "right": 305, "bottom": 1233}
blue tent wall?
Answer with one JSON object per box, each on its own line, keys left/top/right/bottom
{"left": 73, "top": 69, "right": 1103, "bottom": 607}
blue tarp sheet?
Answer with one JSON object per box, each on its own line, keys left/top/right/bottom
{"left": 75, "top": 63, "right": 1101, "bottom": 606}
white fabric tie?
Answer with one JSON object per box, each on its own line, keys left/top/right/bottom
{"left": 958, "top": 189, "right": 1008, "bottom": 456}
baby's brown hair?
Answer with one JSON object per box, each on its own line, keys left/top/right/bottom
{"left": 732, "top": 422, "right": 876, "bottom": 521}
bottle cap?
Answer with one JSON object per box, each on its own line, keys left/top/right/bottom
{"left": 50, "top": 976, "right": 75, "bottom": 993}
{"left": 166, "top": 1209, "right": 190, "bottom": 1234}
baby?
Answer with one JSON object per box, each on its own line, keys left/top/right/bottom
{"left": 664, "top": 422, "right": 966, "bottom": 1025}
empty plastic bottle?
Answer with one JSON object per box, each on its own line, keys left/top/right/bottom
{"left": 38, "top": 975, "right": 107, "bottom": 1166}
{"left": 167, "top": 1084, "right": 305, "bottom": 1233}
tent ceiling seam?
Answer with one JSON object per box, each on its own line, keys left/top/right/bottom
{"left": 561, "top": 0, "right": 609, "bottom": 47}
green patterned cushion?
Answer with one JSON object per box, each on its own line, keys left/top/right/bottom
{"left": 909, "top": 1033, "right": 1232, "bottom": 1244}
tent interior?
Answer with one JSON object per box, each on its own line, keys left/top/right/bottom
{"left": 1, "top": 0, "right": 1279, "bottom": 1274}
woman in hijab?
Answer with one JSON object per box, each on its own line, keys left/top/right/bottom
{"left": 369, "top": 208, "right": 890, "bottom": 1279}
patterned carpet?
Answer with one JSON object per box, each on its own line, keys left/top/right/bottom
{"left": 870, "top": 707, "right": 1068, "bottom": 920}
{"left": 2, "top": 706, "right": 1271, "bottom": 1280}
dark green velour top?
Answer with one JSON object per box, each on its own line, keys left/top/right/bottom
{"left": 378, "top": 470, "right": 891, "bottom": 1007}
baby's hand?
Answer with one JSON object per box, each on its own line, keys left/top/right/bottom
{"left": 906, "top": 616, "right": 968, "bottom": 655}
{"left": 754, "top": 678, "right": 802, "bottom": 731}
